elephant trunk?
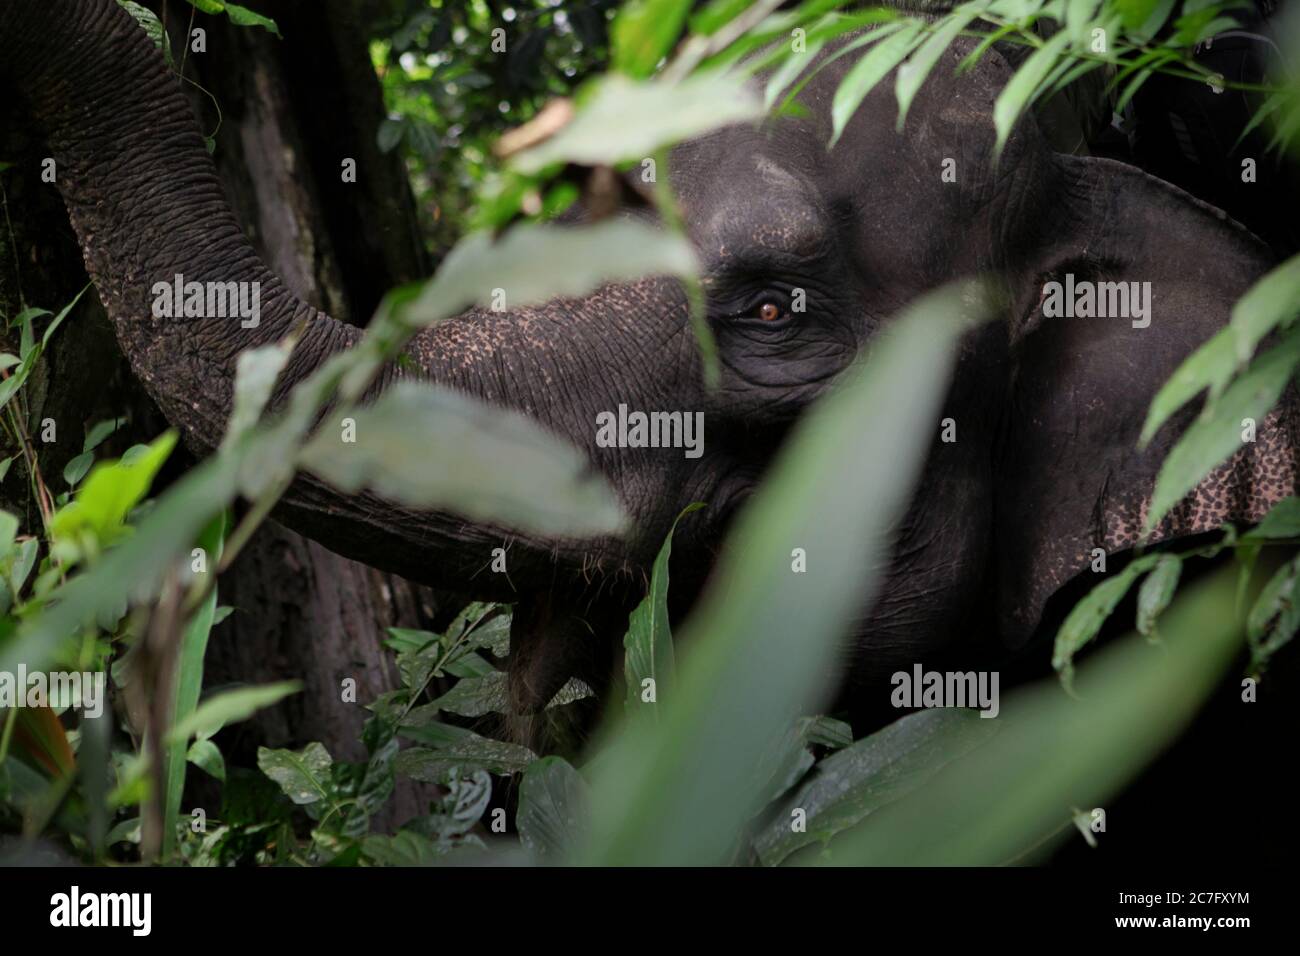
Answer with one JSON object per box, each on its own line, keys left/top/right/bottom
{"left": 0, "top": 0, "right": 630, "bottom": 599}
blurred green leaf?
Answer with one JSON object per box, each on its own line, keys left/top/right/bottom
{"left": 754, "top": 709, "right": 998, "bottom": 866}
{"left": 895, "top": 7, "right": 978, "bottom": 130}
{"left": 1140, "top": 327, "right": 1237, "bottom": 447}
{"left": 517, "top": 756, "right": 590, "bottom": 861}
{"left": 993, "top": 29, "right": 1070, "bottom": 157}
{"left": 612, "top": 0, "right": 691, "bottom": 78}
{"left": 1230, "top": 252, "right": 1300, "bottom": 365}
{"left": 511, "top": 73, "right": 761, "bottom": 174}
{"left": 1052, "top": 555, "right": 1157, "bottom": 689}
{"left": 831, "top": 21, "right": 923, "bottom": 147}
{"left": 805, "top": 566, "right": 1245, "bottom": 865}
{"left": 1136, "top": 553, "right": 1182, "bottom": 638}
{"left": 168, "top": 680, "right": 301, "bottom": 745}
{"left": 581, "top": 282, "right": 991, "bottom": 865}
{"left": 396, "top": 735, "right": 538, "bottom": 782}
{"left": 1147, "top": 331, "right": 1300, "bottom": 532}
{"left": 623, "top": 503, "right": 702, "bottom": 717}
{"left": 299, "top": 381, "right": 627, "bottom": 538}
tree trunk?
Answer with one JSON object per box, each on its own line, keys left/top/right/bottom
{"left": 2, "top": 0, "right": 445, "bottom": 828}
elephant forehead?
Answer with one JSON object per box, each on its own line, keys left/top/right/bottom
{"left": 675, "top": 148, "right": 832, "bottom": 271}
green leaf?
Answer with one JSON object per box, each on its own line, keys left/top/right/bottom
{"left": 1118, "top": 0, "right": 1177, "bottom": 44}
{"left": 1243, "top": 496, "right": 1300, "bottom": 540}
{"left": 764, "top": 38, "right": 826, "bottom": 110}
{"left": 187, "top": 739, "right": 226, "bottom": 782}
{"left": 168, "top": 680, "right": 301, "bottom": 744}
{"left": 117, "top": 1, "right": 174, "bottom": 64}
{"left": 83, "top": 418, "right": 122, "bottom": 453}
{"left": 582, "top": 282, "right": 993, "bottom": 866}
{"left": 258, "top": 742, "right": 333, "bottom": 806}
{"left": 1136, "top": 553, "right": 1182, "bottom": 638}
{"left": 894, "top": 8, "right": 978, "bottom": 130}
{"left": 809, "top": 567, "right": 1244, "bottom": 865}
{"left": 831, "top": 21, "right": 923, "bottom": 147}
{"left": 299, "top": 381, "right": 627, "bottom": 538}
{"left": 1139, "top": 326, "right": 1237, "bottom": 447}
{"left": 222, "top": 2, "right": 281, "bottom": 37}
{"left": 0, "top": 511, "right": 17, "bottom": 560}
{"left": 395, "top": 735, "right": 538, "bottom": 782}
{"left": 162, "top": 513, "right": 225, "bottom": 859}
{"left": 1147, "top": 331, "right": 1300, "bottom": 532}
{"left": 426, "top": 671, "right": 508, "bottom": 718}
{"left": 1052, "top": 556, "right": 1157, "bottom": 688}
{"left": 1246, "top": 555, "right": 1300, "bottom": 674}
{"left": 511, "top": 73, "right": 761, "bottom": 174}
{"left": 612, "top": 0, "right": 691, "bottom": 78}
{"left": 223, "top": 342, "right": 292, "bottom": 451}
{"left": 517, "top": 756, "right": 590, "bottom": 861}
{"left": 62, "top": 452, "right": 93, "bottom": 488}
{"left": 1230, "top": 252, "right": 1300, "bottom": 365}
{"left": 753, "top": 709, "right": 998, "bottom": 865}
{"left": 50, "top": 430, "right": 178, "bottom": 546}
{"left": 623, "top": 502, "right": 702, "bottom": 716}
{"left": 993, "top": 29, "right": 1071, "bottom": 158}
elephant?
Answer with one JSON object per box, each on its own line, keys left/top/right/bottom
{"left": 3, "top": 0, "right": 1295, "bottom": 732}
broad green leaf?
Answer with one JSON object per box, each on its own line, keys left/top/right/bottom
{"left": 830, "top": 21, "right": 923, "bottom": 146}
{"left": 83, "top": 418, "right": 122, "bottom": 453}
{"left": 298, "top": 381, "right": 627, "bottom": 538}
{"left": 187, "top": 739, "right": 226, "bottom": 782}
{"left": 1136, "top": 552, "right": 1182, "bottom": 638}
{"left": 395, "top": 735, "right": 538, "bottom": 782}
{"left": 517, "top": 756, "right": 590, "bottom": 861}
{"left": 167, "top": 680, "right": 301, "bottom": 744}
{"left": 257, "top": 742, "right": 333, "bottom": 806}
{"left": 894, "top": 8, "right": 979, "bottom": 129}
{"left": 0, "top": 450, "right": 241, "bottom": 680}
{"left": 623, "top": 502, "right": 702, "bottom": 716}
{"left": 993, "top": 30, "right": 1071, "bottom": 157}
{"left": 582, "top": 282, "right": 993, "bottom": 866}
{"left": 1118, "top": 0, "right": 1177, "bottom": 44}
{"left": 612, "top": 0, "right": 691, "bottom": 78}
{"left": 1147, "top": 331, "right": 1300, "bottom": 532}
{"left": 410, "top": 219, "right": 697, "bottom": 326}
{"left": 806, "top": 566, "right": 1244, "bottom": 865}
{"left": 511, "top": 74, "right": 761, "bottom": 174}
{"left": 1230, "top": 252, "right": 1300, "bottom": 365}
{"left": 362, "top": 831, "right": 446, "bottom": 866}
{"left": 50, "top": 430, "right": 178, "bottom": 547}
{"left": 62, "top": 452, "right": 93, "bottom": 488}
{"left": 0, "top": 511, "right": 18, "bottom": 560}
{"left": 1052, "top": 555, "right": 1157, "bottom": 688}
{"left": 223, "top": 342, "right": 293, "bottom": 450}
{"left": 753, "top": 709, "right": 998, "bottom": 866}
{"left": 426, "top": 671, "right": 508, "bottom": 718}
{"left": 222, "top": 2, "right": 281, "bottom": 36}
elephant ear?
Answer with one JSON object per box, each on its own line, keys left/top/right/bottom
{"left": 994, "top": 153, "right": 1300, "bottom": 648}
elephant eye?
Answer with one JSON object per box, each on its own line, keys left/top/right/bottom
{"left": 757, "top": 301, "right": 784, "bottom": 322}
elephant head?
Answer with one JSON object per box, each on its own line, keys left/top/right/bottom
{"left": 3, "top": 0, "right": 1294, "bottom": 723}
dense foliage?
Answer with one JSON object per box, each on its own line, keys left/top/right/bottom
{"left": 1, "top": 0, "right": 1298, "bottom": 866}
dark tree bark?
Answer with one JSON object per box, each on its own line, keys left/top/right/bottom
{"left": 2, "top": 0, "right": 444, "bottom": 828}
